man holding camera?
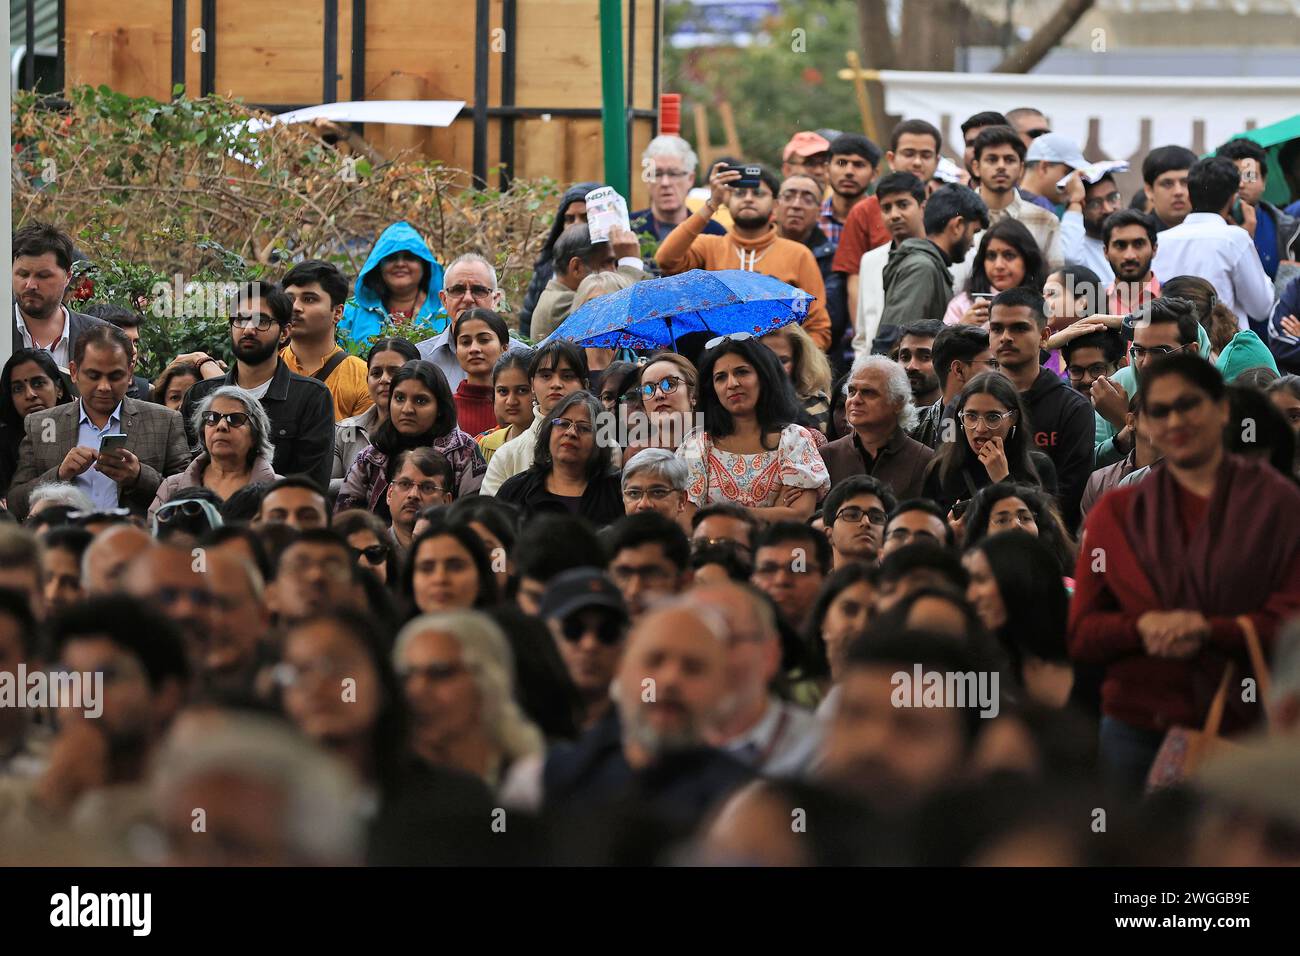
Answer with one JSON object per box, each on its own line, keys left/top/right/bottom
{"left": 655, "top": 162, "right": 831, "bottom": 350}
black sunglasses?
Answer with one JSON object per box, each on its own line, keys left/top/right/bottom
{"left": 350, "top": 544, "right": 389, "bottom": 566}
{"left": 202, "top": 411, "right": 251, "bottom": 428}
{"left": 560, "top": 614, "right": 624, "bottom": 646}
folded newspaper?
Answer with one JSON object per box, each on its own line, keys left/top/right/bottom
{"left": 585, "top": 186, "right": 631, "bottom": 243}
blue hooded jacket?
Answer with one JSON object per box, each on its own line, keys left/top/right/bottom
{"left": 1267, "top": 274, "right": 1300, "bottom": 375}
{"left": 340, "top": 221, "right": 445, "bottom": 345}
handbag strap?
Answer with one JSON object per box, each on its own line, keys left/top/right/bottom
{"left": 1202, "top": 661, "right": 1234, "bottom": 739}
{"left": 312, "top": 350, "right": 349, "bottom": 383}
{"left": 1237, "top": 615, "right": 1272, "bottom": 712}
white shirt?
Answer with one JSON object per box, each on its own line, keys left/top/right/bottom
{"left": 245, "top": 378, "right": 272, "bottom": 400}
{"left": 14, "top": 303, "right": 71, "bottom": 370}
{"left": 853, "top": 243, "right": 892, "bottom": 357}
{"left": 720, "top": 696, "right": 822, "bottom": 779}
{"left": 1151, "top": 212, "right": 1276, "bottom": 329}
{"left": 1058, "top": 210, "right": 1115, "bottom": 284}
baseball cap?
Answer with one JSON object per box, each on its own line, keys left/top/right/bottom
{"left": 1025, "top": 133, "right": 1088, "bottom": 170}
{"left": 783, "top": 131, "right": 831, "bottom": 161}
{"left": 540, "top": 567, "right": 629, "bottom": 622}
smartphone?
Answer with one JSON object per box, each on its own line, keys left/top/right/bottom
{"left": 951, "top": 498, "right": 971, "bottom": 519}
{"left": 722, "top": 164, "right": 763, "bottom": 189}
{"left": 98, "top": 434, "right": 128, "bottom": 457}
{"left": 1231, "top": 198, "right": 1245, "bottom": 225}
{"left": 970, "top": 292, "right": 996, "bottom": 301}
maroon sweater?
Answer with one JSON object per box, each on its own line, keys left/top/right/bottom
{"left": 454, "top": 381, "right": 497, "bottom": 437}
{"left": 1068, "top": 458, "right": 1300, "bottom": 734}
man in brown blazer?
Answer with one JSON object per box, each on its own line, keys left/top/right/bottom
{"left": 819, "top": 353, "right": 934, "bottom": 501}
{"left": 7, "top": 325, "right": 191, "bottom": 520}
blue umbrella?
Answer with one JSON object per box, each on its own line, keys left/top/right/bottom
{"left": 541, "top": 269, "right": 812, "bottom": 351}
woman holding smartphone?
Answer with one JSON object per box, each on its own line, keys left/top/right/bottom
{"left": 943, "top": 219, "right": 1046, "bottom": 329}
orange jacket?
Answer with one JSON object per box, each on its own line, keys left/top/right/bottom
{"left": 655, "top": 210, "right": 831, "bottom": 350}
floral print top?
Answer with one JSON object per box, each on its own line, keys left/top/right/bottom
{"left": 677, "top": 423, "right": 829, "bottom": 509}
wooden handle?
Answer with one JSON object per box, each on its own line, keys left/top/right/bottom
{"left": 1237, "top": 615, "right": 1273, "bottom": 713}
{"left": 1202, "top": 662, "right": 1234, "bottom": 739}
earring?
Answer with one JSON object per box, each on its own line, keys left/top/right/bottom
{"left": 1009, "top": 425, "right": 1017, "bottom": 439}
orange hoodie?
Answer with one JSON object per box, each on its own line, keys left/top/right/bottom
{"left": 655, "top": 209, "right": 831, "bottom": 350}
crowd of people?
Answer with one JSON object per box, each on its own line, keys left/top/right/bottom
{"left": 2, "top": 105, "right": 1300, "bottom": 867}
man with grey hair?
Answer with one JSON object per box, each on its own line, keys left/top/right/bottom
{"left": 529, "top": 223, "right": 644, "bottom": 341}
{"left": 416, "top": 252, "right": 530, "bottom": 389}
{"left": 541, "top": 599, "right": 753, "bottom": 830}
{"left": 685, "top": 582, "right": 822, "bottom": 778}
{"left": 819, "top": 353, "right": 934, "bottom": 499}
{"left": 25, "top": 481, "right": 95, "bottom": 520}
{"left": 151, "top": 709, "right": 365, "bottom": 865}
{"left": 631, "top": 134, "right": 726, "bottom": 248}
{"left": 621, "top": 447, "right": 689, "bottom": 526}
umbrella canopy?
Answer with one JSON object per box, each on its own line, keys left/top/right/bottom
{"left": 541, "top": 269, "right": 812, "bottom": 351}
{"left": 1217, "top": 113, "right": 1300, "bottom": 206}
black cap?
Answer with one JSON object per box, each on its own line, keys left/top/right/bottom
{"left": 539, "top": 567, "right": 629, "bottom": 622}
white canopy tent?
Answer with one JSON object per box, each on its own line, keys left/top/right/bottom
{"left": 877, "top": 70, "right": 1300, "bottom": 160}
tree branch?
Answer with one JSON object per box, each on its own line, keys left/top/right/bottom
{"left": 991, "top": 0, "right": 1096, "bottom": 74}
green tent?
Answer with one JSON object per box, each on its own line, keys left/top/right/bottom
{"left": 1218, "top": 114, "right": 1300, "bottom": 207}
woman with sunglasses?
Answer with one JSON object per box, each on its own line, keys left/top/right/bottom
{"left": 0, "top": 348, "right": 70, "bottom": 494}
{"left": 624, "top": 351, "right": 697, "bottom": 466}
{"left": 679, "top": 332, "right": 829, "bottom": 525}
{"left": 337, "top": 361, "right": 486, "bottom": 518}
{"left": 333, "top": 337, "right": 421, "bottom": 494}
{"left": 1070, "top": 353, "right": 1300, "bottom": 791}
{"left": 921, "top": 372, "right": 1057, "bottom": 521}
{"left": 335, "top": 509, "right": 399, "bottom": 587}
{"left": 496, "top": 391, "right": 623, "bottom": 526}
{"left": 149, "top": 385, "right": 278, "bottom": 521}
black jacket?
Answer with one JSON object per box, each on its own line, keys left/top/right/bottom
{"left": 922, "top": 449, "right": 1059, "bottom": 518}
{"left": 496, "top": 468, "right": 625, "bottom": 527}
{"left": 1020, "top": 366, "right": 1095, "bottom": 531}
{"left": 181, "top": 359, "right": 335, "bottom": 488}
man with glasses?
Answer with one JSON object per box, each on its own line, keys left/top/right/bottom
{"left": 415, "top": 253, "right": 529, "bottom": 389}
{"left": 7, "top": 324, "right": 192, "bottom": 521}
{"left": 604, "top": 512, "right": 691, "bottom": 621}
{"left": 775, "top": 174, "right": 835, "bottom": 280}
{"left": 181, "top": 282, "right": 335, "bottom": 488}
{"left": 541, "top": 567, "right": 630, "bottom": 732}
{"left": 781, "top": 131, "right": 832, "bottom": 192}
{"left": 386, "top": 448, "right": 454, "bottom": 553}
{"left": 691, "top": 503, "right": 758, "bottom": 563}
{"left": 631, "top": 135, "right": 727, "bottom": 248}
{"left": 820, "top": 354, "right": 933, "bottom": 499}
{"left": 1062, "top": 329, "right": 1125, "bottom": 399}
{"left": 268, "top": 529, "right": 365, "bottom": 627}
{"left": 882, "top": 499, "right": 953, "bottom": 558}
{"left": 821, "top": 476, "right": 896, "bottom": 569}
{"left": 751, "top": 521, "right": 831, "bottom": 630}
{"left": 621, "top": 448, "right": 689, "bottom": 527}
{"left": 656, "top": 162, "right": 832, "bottom": 350}
{"left": 911, "top": 325, "right": 1000, "bottom": 449}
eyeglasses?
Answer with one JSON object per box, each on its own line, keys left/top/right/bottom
{"left": 397, "top": 661, "right": 467, "bottom": 683}
{"left": 202, "top": 411, "right": 251, "bottom": 428}
{"left": 704, "top": 331, "right": 753, "bottom": 350}
{"left": 1130, "top": 343, "right": 1190, "bottom": 361}
{"left": 1067, "top": 363, "right": 1111, "bottom": 381}
{"left": 230, "top": 315, "right": 276, "bottom": 332}
{"left": 272, "top": 657, "right": 352, "bottom": 689}
{"left": 694, "top": 537, "right": 752, "bottom": 557}
{"left": 386, "top": 251, "right": 421, "bottom": 263}
{"left": 641, "top": 376, "right": 686, "bottom": 399}
{"left": 967, "top": 357, "right": 1001, "bottom": 371}
{"left": 444, "top": 283, "right": 494, "bottom": 300}
{"left": 560, "top": 615, "right": 624, "bottom": 646}
{"left": 649, "top": 169, "right": 691, "bottom": 181}
{"left": 1084, "top": 191, "right": 1122, "bottom": 212}
{"left": 623, "top": 485, "right": 678, "bottom": 502}
{"left": 1143, "top": 393, "right": 1207, "bottom": 421}
{"left": 552, "top": 418, "right": 595, "bottom": 436}
{"left": 777, "top": 189, "right": 820, "bottom": 206}
{"left": 350, "top": 544, "right": 389, "bottom": 565}
{"left": 789, "top": 155, "right": 829, "bottom": 170}
{"left": 157, "top": 500, "right": 219, "bottom": 522}
{"left": 835, "top": 506, "right": 887, "bottom": 527}
{"left": 154, "top": 585, "right": 216, "bottom": 608}
{"left": 390, "top": 478, "right": 450, "bottom": 496}
{"left": 959, "top": 410, "right": 1015, "bottom": 428}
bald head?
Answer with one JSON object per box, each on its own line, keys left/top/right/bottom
{"left": 684, "top": 582, "right": 776, "bottom": 645}
{"left": 82, "top": 525, "right": 153, "bottom": 595}
{"left": 615, "top": 601, "right": 729, "bottom": 761}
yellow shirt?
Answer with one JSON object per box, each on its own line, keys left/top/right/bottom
{"left": 281, "top": 344, "right": 374, "bottom": 422}
{"left": 476, "top": 424, "right": 518, "bottom": 466}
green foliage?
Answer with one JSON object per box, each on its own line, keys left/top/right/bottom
{"left": 664, "top": 0, "right": 864, "bottom": 166}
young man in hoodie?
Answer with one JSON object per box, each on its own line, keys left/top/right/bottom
{"left": 988, "top": 287, "right": 1094, "bottom": 530}
{"left": 851, "top": 172, "right": 927, "bottom": 356}
{"left": 655, "top": 163, "right": 832, "bottom": 350}
{"left": 874, "top": 184, "right": 987, "bottom": 357}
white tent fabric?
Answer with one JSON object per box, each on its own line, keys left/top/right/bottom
{"left": 877, "top": 71, "right": 1300, "bottom": 159}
